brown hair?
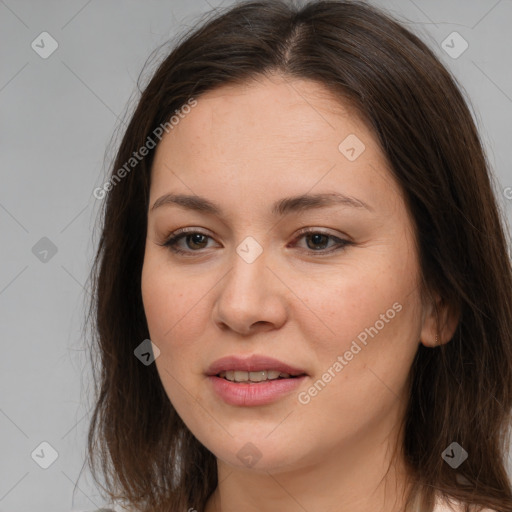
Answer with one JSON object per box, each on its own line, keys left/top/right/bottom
{"left": 84, "top": 1, "right": 512, "bottom": 511}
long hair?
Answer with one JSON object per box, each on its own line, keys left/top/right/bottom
{"left": 84, "top": 1, "right": 512, "bottom": 511}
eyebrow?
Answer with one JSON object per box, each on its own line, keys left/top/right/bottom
{"left": 149, "top": 192, "right": 374, "bottom": 216}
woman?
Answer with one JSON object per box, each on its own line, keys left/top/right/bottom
{"left": 84, "top": 1, "right": 512, "bottom": 511}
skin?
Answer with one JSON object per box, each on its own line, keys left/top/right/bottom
{"left": 141, "top": 73, "right": 458, "bottom": 512}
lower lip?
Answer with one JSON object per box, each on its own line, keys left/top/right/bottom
{"left": 208, "top": 375, "right": 307, "bottom": 406}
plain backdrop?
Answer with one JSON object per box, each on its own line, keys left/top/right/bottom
{"left": 1, "top": 0, "right": 511, "bottom": 510}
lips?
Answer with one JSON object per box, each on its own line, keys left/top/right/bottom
{"left": 206, "top": 354, "right": 307, "bottom": 377}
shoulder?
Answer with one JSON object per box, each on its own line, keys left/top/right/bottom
{"left": 433, "top": 496, "right": 498, "bottom": 512}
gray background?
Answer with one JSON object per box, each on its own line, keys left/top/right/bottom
{"left": 1, "top": 0, "right": 511, "bottom": 511}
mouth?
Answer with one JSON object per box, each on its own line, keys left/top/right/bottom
{"left": 206, "top": 354, "right": 308, "bottom": 382}
{"left": 216, "top": 369, "right": 305, "bottom": 383}
{"left": 207, "top": 365, "right": 308, "bottom": 406}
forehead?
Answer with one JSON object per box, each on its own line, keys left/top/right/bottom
{"left": 166, "top": 74, "right": 369, "bottom": 148}
{"left": 150, "top": 74, "right": 404, "bottom": 218}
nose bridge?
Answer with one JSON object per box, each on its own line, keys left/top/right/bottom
{"left": 224, "top": 235, "right": 270, "bottom": 301}
{"left": 213, "top": 235, "right": 287, "bottom": 333}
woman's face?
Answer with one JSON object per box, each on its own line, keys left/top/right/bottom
{"left": 141, "top": 74, "right": 435, "bottom": 473}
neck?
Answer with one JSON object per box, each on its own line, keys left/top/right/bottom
{"left": 204, "top": 415, "right": 413, "bottom": 512}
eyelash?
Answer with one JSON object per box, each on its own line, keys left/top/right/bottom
{"left": 158, "top": 227, "right": 352, "bottom": 257}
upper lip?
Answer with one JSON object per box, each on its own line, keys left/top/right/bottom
{"left": 206, "top": 354, "right": 307, "bottom": 377}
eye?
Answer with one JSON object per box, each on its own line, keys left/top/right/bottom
{"left": 290, "top": 228, "right": 352, "bottom": 255}
{"left": 159, "top": 228, "right": 216, "bottom": 256}
{"left": 158, "top": 227, "right": 352, "bottom": 257}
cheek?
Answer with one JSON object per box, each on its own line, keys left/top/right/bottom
{"left": 293, "top": 266, "right": 399, "bottom": 351}
{"left": 141, "top": 256, "right": 209, "bottom": 414}
{"left": 295, "top": 255, "right": 421, "bottom": 383}
{"left": 296, "top": 290, "right": 420, "bottom": 442}
{"left": 141, "top": 254, "right": 206, "bottom": 348}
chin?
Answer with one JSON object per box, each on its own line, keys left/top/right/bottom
{"left": 202, "top": 435, "right": 305, "bottom": 473}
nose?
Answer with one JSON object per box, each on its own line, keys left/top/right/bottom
{"left": 212, "top": 244, "right": 288, "bottom": 336}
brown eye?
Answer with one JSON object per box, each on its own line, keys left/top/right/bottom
{"left": 292, "top": 230, "right": 352, "bottom": 255}
{"left": 160, "top": 228, "right": 352, "bottom": 257}
{"left": 304, "top": 233, "right": 330, "bottom": 250}
{"left": 160, "top": 230, "right": 216, "bottom": 256}
{"left": 185, "top": 233, "right": 209, "bottom": 250}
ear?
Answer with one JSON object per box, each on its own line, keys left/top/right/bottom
{"left": 419, "top": 291, "right": 460, "bottom": 347}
